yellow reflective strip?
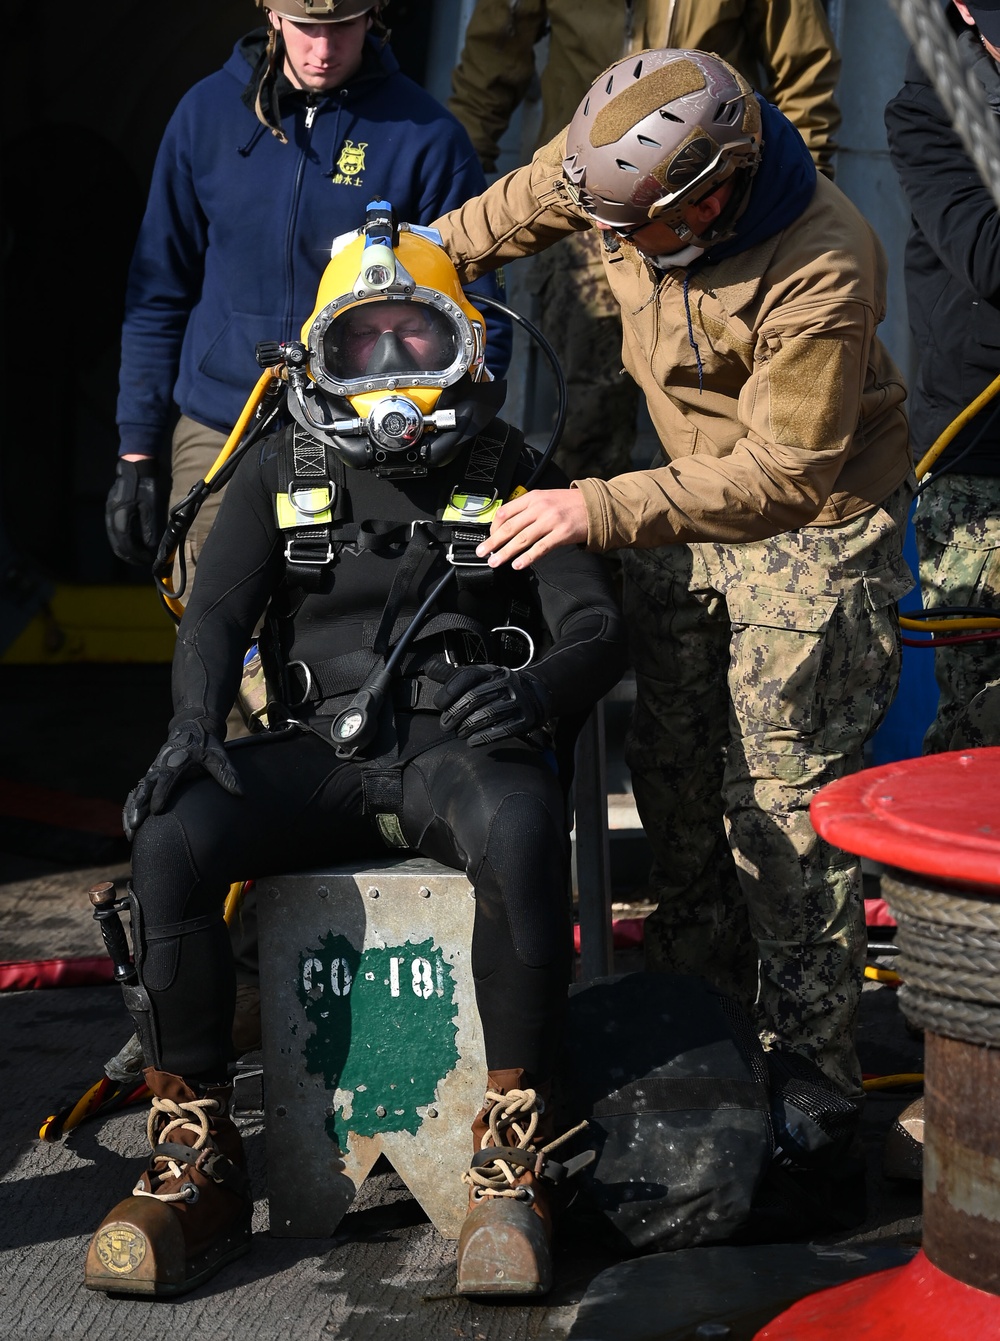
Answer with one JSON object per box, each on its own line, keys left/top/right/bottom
{"left": 275, "top": 492, "right": 333, "bottom": 528}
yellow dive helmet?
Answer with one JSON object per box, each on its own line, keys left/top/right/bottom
{"left": 286, "top": 200, "right": 503, "bottom": 477}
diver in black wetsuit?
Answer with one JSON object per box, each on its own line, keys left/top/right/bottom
{"left": 85, "top": 203, "right": 627, "bottom": 1301}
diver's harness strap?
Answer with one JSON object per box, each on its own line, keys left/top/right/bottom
{"left": 273, "top": 420, "right": 536, "bottom": 796}
{"left": 286, "top": 612, "right": 497, "bottom": 713}
{"left": 280, "top": 426, "right": 348, "bottom": 588}
{"left": 277, "top": 421, "right": 522, "bottom": 593}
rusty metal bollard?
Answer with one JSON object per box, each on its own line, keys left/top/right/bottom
{"left": 755, "top": 747, "right": 1000, "bottom": 1339}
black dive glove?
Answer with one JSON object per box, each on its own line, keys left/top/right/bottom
{"left": 123, "top": 721, "right": 243, "bottom": 842}
{"left": 105, "top": 458, "right": 163, "bottom": 566}
{"left": 433, "top": 663, "right": 552, "bottom": 748}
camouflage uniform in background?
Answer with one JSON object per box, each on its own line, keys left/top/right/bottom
{"left": 624, "top": 482, "right": 915, "bottom": 1096}
{"left": 914, "top": 474, "right": 1000, "bottom": 753}
{"left": 529, "top": 231, "right": 642, "bottom": 480}
{"left": 944, "top": 676, "right": 1000, "bottom": 748}
{"left": 450, "top": 0, "right": 843, "bottom": 479}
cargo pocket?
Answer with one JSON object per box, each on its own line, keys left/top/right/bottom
{"left": 726, "top": 587, "right": 839, "bottom": 736}
{"left": 851, "top": 559, "right": 917, "bottom": 739}
{"left": 862, "top": 561, "right": 915, "bottom": 616}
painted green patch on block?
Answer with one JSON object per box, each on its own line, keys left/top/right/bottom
{"left": 296, "top": 932, "right": 460, "bottom": 1144}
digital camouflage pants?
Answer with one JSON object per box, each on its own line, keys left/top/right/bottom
{"left": 621, "top": 482, "right": 915, "bottom": 1095}
{"left": 914, "top": 473, "right": 1000, "bottom": 753}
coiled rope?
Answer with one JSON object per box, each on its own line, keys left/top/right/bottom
{"left": 883, "top": 872, "right": 1000, "bottom": 1047}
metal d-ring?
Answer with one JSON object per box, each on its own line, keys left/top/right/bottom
{"left": 492, "top": 625, "right": 535, "bottom": 671}
{"left": 452, "top": 489, "right": 499, "bottom": 518}
{"left": 287, "top": 482, "right": 335, "bottom": 517}
{"left": 285, "top": 660, "right": 314, "bottom": 706}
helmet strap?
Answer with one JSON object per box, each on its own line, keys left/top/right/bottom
{"left": 254, "top": 24, "right": 289, "bottom": 143}
{"left": 697, "top": 164, "right": 756, "bottom": 246}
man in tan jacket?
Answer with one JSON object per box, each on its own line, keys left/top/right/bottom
{"left": 449, "top": 0, "right": 842, "bottom": 480}
{"left": 433, "top": 49, "right": 915, "bottom": 1103}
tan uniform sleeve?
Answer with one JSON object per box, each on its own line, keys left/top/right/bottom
{"left": 574, "top": 299, "right": 879, "bottom": 549}
{"left": 432, "top": 131, "right": 591, "bottom": 279}
{"left": 447, "top": 0, "right": 549, "bottom": 173}
{"left": 746, "top": 0, "right": 842, "bottom": 179}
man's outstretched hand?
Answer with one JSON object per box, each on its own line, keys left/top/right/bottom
{"left": 475, "top": 488, "right": 588, "bottom": 570}
{"left": 123, "top": 721, "right": 243, "bottom": 842}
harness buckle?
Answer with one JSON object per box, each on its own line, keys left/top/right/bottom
{"left": 284, "top": 534, "right": 335, "bottom": 566}
{"left": 446, "top": 543, "right": 490, "bottom": 567}
{"left": 445, "top": 523, "right": 492, "bottom": 568}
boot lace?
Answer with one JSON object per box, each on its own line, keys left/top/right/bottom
{"left": 462, "top": 1087, "right": 586, "bottom": 1200}
{"left": 133, "top": 1094, "right": 221, "bottom": 1204}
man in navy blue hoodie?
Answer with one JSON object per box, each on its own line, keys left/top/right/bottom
{"left": 105, "top": 0, "right": 510, "bottom": 580}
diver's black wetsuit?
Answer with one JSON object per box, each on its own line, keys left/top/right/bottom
{"left": 130, "top": 420, "right": 627, "bottom": 1084}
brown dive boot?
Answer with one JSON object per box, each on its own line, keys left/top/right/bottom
{"left": 455, "top": 1069, "right": 590, "bottom": 1297}
{"left": 85, "top": 1068, "right": 252, "bottom": 1297}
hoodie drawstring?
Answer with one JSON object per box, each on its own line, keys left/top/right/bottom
{"left": 682, "top": 274, "right": 705, "bottom": 394}
{"left": 238, "top": 123, "right": 269, "bottom": 158}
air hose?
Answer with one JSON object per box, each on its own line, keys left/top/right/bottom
{"left": 152, "top": 368, "right": 287, "bottom": 622}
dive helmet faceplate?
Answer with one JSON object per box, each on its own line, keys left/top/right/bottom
{"left": 289, "top": 203, "right": 499, "bottom": 478}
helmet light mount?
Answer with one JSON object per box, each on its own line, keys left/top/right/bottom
{"left": 357, "top": 245, "right": 399, "bottom": 293}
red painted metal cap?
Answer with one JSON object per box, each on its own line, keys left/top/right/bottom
{"left": 810, "top": 747, "right": 1000, "bottom": 893}
{"left": 754, "top": 1248, "right": 1000, "bottom": 1339}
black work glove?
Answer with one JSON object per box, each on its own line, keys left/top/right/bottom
{"left": 105, "top": 457, "right": 163, "bottom": 566}
{"left": 432, "top": 662, "right": 552, "bottom": 748}
{"left": 123, "top": 721, "right": 243, "bottom": 842}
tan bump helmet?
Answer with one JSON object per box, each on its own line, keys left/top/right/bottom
{"left": 562, "top": 49, "right": 762, "bottom": 231}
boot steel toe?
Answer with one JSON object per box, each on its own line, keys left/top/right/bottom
{"left": 84, "top": 1068, "right": 252, "bottom": 1296}
{"left": 455, "top": 1068, "right": 590, "bottom": 1297}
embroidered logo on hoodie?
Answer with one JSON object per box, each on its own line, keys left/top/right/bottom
{"left": 332, "top": 140, "right": 368, "bottom": 185}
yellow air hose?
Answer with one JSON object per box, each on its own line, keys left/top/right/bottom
{"left": 913, "top": 368, "right": 1000, "bottom": 481}
{"left": 156, "top": 369, "right": 280, "bottom": 620}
